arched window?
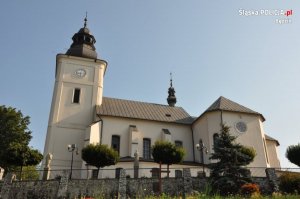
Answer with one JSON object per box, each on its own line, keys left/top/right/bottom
{"left": 213, "top": 133, "right": 219, "bottom": 149}
{"left": 111, "top": 135, "right": 120, "bottom": 154}
{"left": 143, "top": 138, "right": 151, "bottom": 159}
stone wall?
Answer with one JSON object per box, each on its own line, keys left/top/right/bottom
{"left": 0, "top": 169, "right": 274, "bottom": 199}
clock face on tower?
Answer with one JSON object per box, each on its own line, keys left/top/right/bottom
{"left": 75, "top": 69, "right": 86, "bottom": 78}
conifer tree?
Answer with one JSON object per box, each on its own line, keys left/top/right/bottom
{"left": 209, "top": 124, "right": 256, "bottom": 195}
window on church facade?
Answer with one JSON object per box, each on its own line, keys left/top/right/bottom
{"left": 143, "top": 138, "right": 151, "bottom": 159}
{"left": 72, "top": 88, "right": 81, "bottom": 103}
{"left": 175, "top": 140, "right": 183, "bottom": 148}
{"left": 213, "top": 133, "right": 219, "bottom": 148}
{"left": 111, "top": 135, "right": 120, "bottom": 154}
{"left": 175, "top": 170, "right": 183, "bottom": 178}
{"left": 92, "top": 169, "right": 98, "bottom": 179}
{"left": 115, "top": 167, "right": 122, "bottom": 179}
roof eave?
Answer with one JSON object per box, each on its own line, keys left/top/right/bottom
{"left": 192, "top": 109, "right": 265, "bottom": 125}
{"left": 96, "top": 114, "right": 193, "bottom": 125}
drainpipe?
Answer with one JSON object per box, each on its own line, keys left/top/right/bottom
{"left": 96, "top": 114, "right": 104, "bottom": 144}
{"left": 220, "top": 110, "right": 223, "bottom": 126}
{"left": 191, "top": 126, "right": 195, "bottom": 162}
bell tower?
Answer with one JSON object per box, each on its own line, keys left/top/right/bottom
{"left": 43, "top": 17, "right": 107, "bottom": 171}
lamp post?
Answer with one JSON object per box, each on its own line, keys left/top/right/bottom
{"left": 196, "top": 140, "right": 208, "bottom": 177}
{"left": 68, "top": 144, "right": 78, "bottom": 179}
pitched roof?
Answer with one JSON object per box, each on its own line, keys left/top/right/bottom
{"left": 204, "top": 96, "right": 265, "bottom": 121}
{"left": 265, "top": 134, "right": 280, "bottom": 146}
{"left": 96, "top": 97, "right": 194, "bottom": 124}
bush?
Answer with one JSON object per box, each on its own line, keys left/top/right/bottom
{"left": 240, "top": 183, "right": 260, "bottom": 196}
{"left": 286, "top": 144, "right": 300, "bottom": 167}
{"left": 279, "top": 172, "right": 300, "bottom": 194}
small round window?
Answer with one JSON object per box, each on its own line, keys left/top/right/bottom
{"left": 235, "top": 121, "right": 247, "bottom": 133}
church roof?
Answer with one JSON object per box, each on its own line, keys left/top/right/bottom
{"left": 204, "top": 96, "right": 265, "bottom": 121}
{"left": 96, "top": 97, "right": 194, "bottom": 124}
{"left": 265, "top": 134, "right": 280, "bottom": 146}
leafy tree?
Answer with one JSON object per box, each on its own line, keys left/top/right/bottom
{"left": 81, "top": 144, "right": 119, "bottom": 177}
{"left": 286, "top": 143, "right": 300, "bottom": 167}
{"left": 16, "top": 166, "right": 40, "bottom": 180}
{"left": 209, "top": 124, "right": 256, "bottom": 195}
{"left": 7, "top": 143, "right": 43, "bottom": 178}
{"left": 152, "top": 140, "right": 185, "bottom": 177}
{"left": 0, "top": 105, "right": 43, "bottom": 173}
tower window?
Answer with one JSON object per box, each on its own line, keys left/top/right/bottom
{"left": 111, "top": 135, "right": 120, "bottom": 154}
{"left": 143, "top": 138, "right": 151, "bottom": 159}
{"left": 72, "top": 88, "right": 81, "bottom": 103}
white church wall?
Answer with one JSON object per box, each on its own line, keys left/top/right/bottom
{"left": 83, "top": 161, "right": 204, "bottom": 178}
{"left": 222, "top": 112, "right": 269, "bottom": 167}
{"left": 192, "top": 111, "right": 279, "bottom": 168}
{"left": 86, "top": 122, "right": 101, "bottom": 145}
{"left": 100, "top": 116, "right": 194, "bottom": 162}
{"left": 44, "top": 126, "right": 85, "bottom": 170}
{"left": 266, "top": 140, "right": 281, "bottom": 168}
{"left": 192, "top": 112, "right": 222, "bottom": 164}
{"left": 57, "top": 82, "right": 94, "bottom": 126}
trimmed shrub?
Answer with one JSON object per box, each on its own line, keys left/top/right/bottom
{"left": 279, "top": 172, "right": 300, "bottom": 194}
{"left": 286, "top": 144, "right": 300, "bottom": 167}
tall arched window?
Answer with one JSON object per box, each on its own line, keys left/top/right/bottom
{"left": 111, "top": 135, "right": 120, "bottom": 154}
{"left": 213, "top": 133, "right": 219, "bottom": 149}
{"left": 143, "top": 138, "right": 151, "bottom": 159}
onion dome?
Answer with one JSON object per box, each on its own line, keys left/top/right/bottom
{"left": 167, "top": 73, "right": 177, "bottom": 107}
{"left": 66, "top": 16, "right": 98, "bottom": 59}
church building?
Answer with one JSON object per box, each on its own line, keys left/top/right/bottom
{"left": 43, "top": 18, "right": 280, "bottom": 178}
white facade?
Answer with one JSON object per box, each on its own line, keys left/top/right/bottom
{"left": 43, "top": 54, "right": 107, "bottom": 170}
{"left": 43, "top": 22, "right": 281, "bottom": 178}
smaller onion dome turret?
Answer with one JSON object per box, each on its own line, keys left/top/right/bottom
{"left": 167, "top": 73, "right": 177, "bottom": 107}
{"left": 66, "top": 16, "right": 98, "bottom": 59}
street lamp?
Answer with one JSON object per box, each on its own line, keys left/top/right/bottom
{"left": 68, "top": 144, "right": 78, "bottom": 179}
{"left": 196, "top": 140, "right": 208, "bottom": 177}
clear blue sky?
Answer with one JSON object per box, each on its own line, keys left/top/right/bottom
{"left": 0, "top": 1, "right": 299, "bottom": 168}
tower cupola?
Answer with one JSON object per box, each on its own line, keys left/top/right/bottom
{"left": 167, "top": 73, "right": 177, "bottom": 107}
{"left": 66, "top": 15, "right": 98, "bottom": 59}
